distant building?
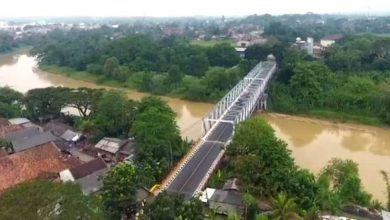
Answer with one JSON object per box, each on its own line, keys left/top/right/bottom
{"left": 0, "top": 142, "right": 80, "bottom": 193}
{"left": 236, "top": 40, "right": 251, "bottom": 48}
{"left": 307, "top": 37, "right": 314, "bottom": 55}
{"left": 59, "top": 158, "right": 109, "bottom": 194}
{"left": 235, "top": 47, "right": 247, "bottom": 58}
{"left": 320, "top": 34, "right": 344, "bottom": 48}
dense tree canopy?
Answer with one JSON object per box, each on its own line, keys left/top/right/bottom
{"left": 0, "top": 180, "right": 105, "bottom": 220}
{"left": 132, "top": 96, "right": 187, "bottom": 182}
{"left": 102, "top": 163, "right": 139, "bottom": 219}
{"left": 143, "top": 192, "right": 204, "bottom": 220}
{"left": 31, "top": 30, "right": 241, "bottom": 102}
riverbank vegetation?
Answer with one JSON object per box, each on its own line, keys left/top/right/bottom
{"left": 210, "top": 117, "right": 388, "bottom": 219}
{"left": 246, "top": 34, "right": 390, "bottom": 126}
{"left": 31, "top": 29, "right": 245, "bottom": 102}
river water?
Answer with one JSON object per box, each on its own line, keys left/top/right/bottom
{"left": 1, "top": 52, "right": 389, "bottom": 203}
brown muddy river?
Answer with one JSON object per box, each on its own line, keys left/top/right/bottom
{"left": 1, "top": 52, "right": 390, "bottom": 203}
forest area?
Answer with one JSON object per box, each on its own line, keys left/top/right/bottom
{"left": 31, "top": 29, "right": 246, "bottom": 102}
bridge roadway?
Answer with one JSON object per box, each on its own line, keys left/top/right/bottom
{"left": 165, "top": 59, "right": 276, "bottom": 198}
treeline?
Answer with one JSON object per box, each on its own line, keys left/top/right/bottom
{"left": 265, "top": 35, "right": 390, "bottom": 125}
{"left": 0, "top": 31, "right": 18, "bottom": 53}
{"left": 31, "top": 29, "right": 243, "bottom": 101}
{"left": 211, "top": 117, "right": 388, "bottom": 219}
{"left": 0, "top": 86, "right": 187, "bottom": 186}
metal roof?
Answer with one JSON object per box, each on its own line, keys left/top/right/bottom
{"left": 8, "top": 118, "right": 31, "bottom": 125}
{"left": 11, "top": 131, "right": 58, "bottom": 153}
{"left": 60, "top": 130, "right": 81, "bottom": 142}
{"left": 4, "top": 127, "right": 40, "bottom": 141}
{"left": 94, "top": 137, "right": 122, "bottom": 154}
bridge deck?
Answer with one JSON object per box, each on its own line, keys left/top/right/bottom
{"left": 165, "top": 60, "right": 276, "bottom": 197}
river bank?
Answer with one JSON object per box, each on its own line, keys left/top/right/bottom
{"left": 42, "top": 64, "right": 388, "bottom": 128}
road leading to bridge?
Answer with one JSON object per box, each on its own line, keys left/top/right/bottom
{"left": 165, "top": 56, "right": 277, "bottom": 198}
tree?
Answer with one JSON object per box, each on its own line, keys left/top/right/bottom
{"left": 102, "top": 163, "right": 139, "bottom": 219}
{"left": 132, "top": 97, "right": 185, "bottom": 180}
{"left": 103, "top": 56, "right": 120, "bottom": 78}
{"left": 319, "top": 159, "right": 372, "bottom": 207}
{"left": 65, "top": 87, "right": 103, "bottom": 118}
{"left": 91, "top": 91, "right": 137, "bottom": 140}
{"left": 227, "top": 117, "right": 295, "bottom": 196}
{"left": 0, "top": 180, "right": 105, "bottom": 220}
{"left": 207, "top": 43, "right": 240, "bottom": 67}
{"left": 143, "top": 192, "right": 203, "bottom": 220}
{"left": 24, "top": 87, "right": 69, "bottom": 120}
{"left": 289, "top": 61, "right": 333, "bottom": 108}
{"left": 271, "top": 193, "right": 302, "bottom": 220}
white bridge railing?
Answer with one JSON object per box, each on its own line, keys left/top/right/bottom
{"left": 202, "top": 60, "right": 276, "bottom": 137}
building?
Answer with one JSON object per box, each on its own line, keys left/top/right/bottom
{"left": 94, "top": 137, "right": 137, "bottom": 162}
{"left": 235, "top": 47, "right": 247, "bottom": 58}
{"left": 320, "top": 34, "right": 344, "bottom": 48}
{"left": 59, "top": 158, "right": 109, "bottom": 194}
{"left": 0, "top": 142, "right": 80, "bottom": 193}
{"left": 4, "top": 127, "right": 58, "bottom": 153}
{"left": 201, "top": 178, "right": 244, "bottom": 216}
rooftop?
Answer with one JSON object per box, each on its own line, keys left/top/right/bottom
{"left": 322, "top": 34, "right": 344, "bottom": 41}
{"left": 10, "top": 131, "right": 59, "bottom": 153}
{"left": 8, "top": 118, "right": 31, "bottom": 125}
{"left": 60, "top": 130, "right": 82, "bottom": 142}
{"left": 0, "top": 125, "right": 23, "bottom": 138}
{"left": 4, "top": 127, "right": 40, "bottom": 141}
{"left": 0, "top": 142, "right": 80, "bottom": 193}
{"left": 94, "top": 137, "right": 123, "bottom": 154}
{"left": 76, "top": 167, "right": 109, "bottom": 194}
{"left": 209, "top": 189, "right": 243, "bottom": 206}
{"left": 67, "top": 158, "right": 107, "bottom": 180}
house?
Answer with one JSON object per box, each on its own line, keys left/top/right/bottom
{"left": 59, "top": 158, "right": 109, "bottom": 194}
{"left": 207, "top": 189, "right": 244, "bottom": 215}
{"left": 94, "top": 137, "right": 137, "bottom": 162}
{"left": 201, "top": 178, "right": 244, "bottom": 216}
{"left": 4, "top": 127, "right": 58, "bottom": 153}
{"left": 0, "top": 142, "right": 80, "bottom": 193}
{"left": 320, "top": 34, "right": 344, "bottom": 47}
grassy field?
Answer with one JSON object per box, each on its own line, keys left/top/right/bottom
{"left": 190, "top": 39, "right": 235, "bottom": 47}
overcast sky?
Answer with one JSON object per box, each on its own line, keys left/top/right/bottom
{"left": 0, "top": 0, "right": 389, "bottom": 17}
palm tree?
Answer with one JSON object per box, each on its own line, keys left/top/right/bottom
{"left": 271, "top": 193, "right": 302, "bottom": 220}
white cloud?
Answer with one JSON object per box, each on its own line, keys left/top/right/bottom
{"left": 0, "top": 0, "right": 389, "bottom": 17}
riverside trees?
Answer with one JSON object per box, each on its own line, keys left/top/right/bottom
{"left": 221, "top": 117, "right": 376, "bottom": 218}
{"left": 31, "top": 30, "right": 241, "bottom": 102}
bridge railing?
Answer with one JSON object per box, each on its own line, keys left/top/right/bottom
{"left": 202, "top": 61, "right": 276, "bottom": 136}
{"left": 202, "top": 62, "right": 264, "bottom": 134}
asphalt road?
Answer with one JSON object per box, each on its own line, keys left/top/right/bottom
{"left": 166, "top": 122, "right": 233, "bottom": 197}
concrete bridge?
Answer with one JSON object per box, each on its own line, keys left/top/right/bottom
{"left": 162, "top": 55, "right": 277, "bottom": 198}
